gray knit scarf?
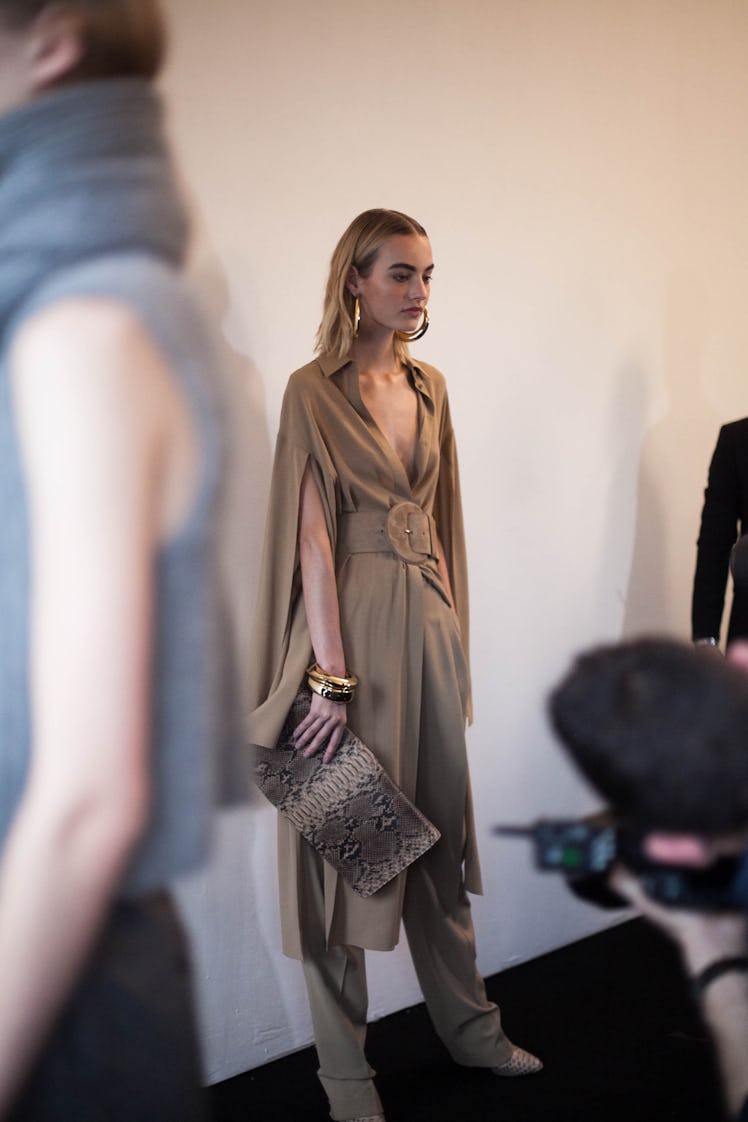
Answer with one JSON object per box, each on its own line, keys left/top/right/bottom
{"left": 0, "top": 77, "right": 188, "bottom": 344}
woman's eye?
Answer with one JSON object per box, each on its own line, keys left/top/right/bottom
{"left": 424, "top": 275, "right": 433, "bottom": 285}
{"left": 393, "top": 274, "right": 408, "bottom": 282}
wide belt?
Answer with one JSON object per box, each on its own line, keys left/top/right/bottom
{"left": 337, "top": 502, "right": 438, "bottom": 565}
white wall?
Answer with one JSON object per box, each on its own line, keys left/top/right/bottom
{"left": 160, "top": 0, "right": 748, "bottom": 1083}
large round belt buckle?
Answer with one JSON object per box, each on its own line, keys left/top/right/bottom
{"left": 385, "top": 501, "right": 432, "bottom": 563}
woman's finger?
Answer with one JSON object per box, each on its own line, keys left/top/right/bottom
{"left": 302, "top": 720, "right": 338, "bottom": 758}
{"left": 322, "top": 723, "right": 345, "bottom": 763}
{"left": 293, "top": 714, "right": 323, "bottom": 745}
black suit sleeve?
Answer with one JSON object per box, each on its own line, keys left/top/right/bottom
{"left": 692, "top": 424, "right": 741, "bottom": 641}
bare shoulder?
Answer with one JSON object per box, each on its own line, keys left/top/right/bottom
{"left": 9, "top": 294, "right": 188, "bottom": 461}
{"left": 11, "top": 296, "right": 171, "bottom": 401}
{"left": 11, "top": 296, "right": 197, "bottom": 540}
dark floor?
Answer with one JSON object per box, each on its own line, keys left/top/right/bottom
{"left": 210, "top": 918, "right": 727, "bottom": 1122}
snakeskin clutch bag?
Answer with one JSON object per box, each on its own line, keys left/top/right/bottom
{"left": 254, "top": 686, "right": 440, "bottom": 897}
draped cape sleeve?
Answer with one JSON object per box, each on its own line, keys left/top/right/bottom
{"left": 247, "top": 369, "right": 338, "bottom": 749}
{"left": 432, "top": 382, "right": 472, "bottom": 722}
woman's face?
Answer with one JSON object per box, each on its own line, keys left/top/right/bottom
{"left": 350, "top": 233, "right": 433, "bottom": 339}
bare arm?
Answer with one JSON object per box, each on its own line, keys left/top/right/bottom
{"left": 612, "top": 866, "right": 748, "bottom": 1117}
{"left": 700, "top": 970, "right": 748, "bottom": 1119}
{"left": 294, "top": 462, "right": 347, "bottom": 762}
{"left": 0, "top": 299, "right": 195, "bottom": 1113}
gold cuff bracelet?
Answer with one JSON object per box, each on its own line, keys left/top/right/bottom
{"left": 306, "top": 662, "right": 358, "bottom": 704}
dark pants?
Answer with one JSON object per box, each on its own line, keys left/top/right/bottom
{"left": 11, "top": 893, "right": 209, "bottom": 1122}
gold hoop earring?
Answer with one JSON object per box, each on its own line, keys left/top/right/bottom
{"left": 353, "top": 296, "right": 360, "bottom": 338}
{"left": 396, "top": 306, "right": 429, "bottom": 342}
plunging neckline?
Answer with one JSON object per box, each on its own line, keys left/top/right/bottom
{"left": 352, "top": 364, "right": 422, "bottom": 487}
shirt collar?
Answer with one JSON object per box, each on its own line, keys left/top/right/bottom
{"left": 316, "top": 352, "right": 433, "bottom": 403}
{"left": 316, "top": 352, "right": 350, "bottom": 379}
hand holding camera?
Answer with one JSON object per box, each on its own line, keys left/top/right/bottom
{"left": 494, "top": 812, "right": 747, "bottom": 912}
{"left": 520, "top": 637, "right": 748, "bottom": 1119}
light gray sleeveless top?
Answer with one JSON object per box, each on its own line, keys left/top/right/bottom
{"left": 0, "top": 80, "right": 246, "bottom": 894}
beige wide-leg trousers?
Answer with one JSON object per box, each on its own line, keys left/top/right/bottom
{"left": 301, "top": 854, "right": 513, "bottom": 1121}
{"left": 300, "top": 582, "right": 512, "bottom": 1120}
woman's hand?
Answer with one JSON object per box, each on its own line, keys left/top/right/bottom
{"left": 294, "top": 693, "right": 347, "bottom": 763}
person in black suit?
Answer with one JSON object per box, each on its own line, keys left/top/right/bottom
{"left": 692, "top": 418, "right": 748, "bottom": 646}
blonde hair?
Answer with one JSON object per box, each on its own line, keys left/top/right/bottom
{"left": 315, "top": 208, "right": 428, "bottom": 363}
{"left": 0, "top": 0, "right": 165, "bottom": 79}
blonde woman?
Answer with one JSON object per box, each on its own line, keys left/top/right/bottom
{"left": 251, "top": 209, "right": 541, "bottom": 1122}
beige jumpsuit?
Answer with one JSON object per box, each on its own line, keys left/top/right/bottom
{"left": 249, "top": 354, "right": 512, "bottom": 1119}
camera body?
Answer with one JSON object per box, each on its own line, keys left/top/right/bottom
{"left": 494, "top": 812, "right": 745, "bottom": 911}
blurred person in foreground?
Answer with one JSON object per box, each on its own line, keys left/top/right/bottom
{"left": 550, "top": 637, "right": 748, "bottom": 1121}
{"left": 0, "top": 1, "right": 243, "bottom": 1118}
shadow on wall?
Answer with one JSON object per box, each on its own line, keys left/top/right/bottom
{"left": 187, "top": 239, "right": 272, "bottom": 655}
{"left": 622, "top": 272, "right": 720, "bottom": 639}
{"left": 590, "top": 358, "right": 650, "bottom": 634}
